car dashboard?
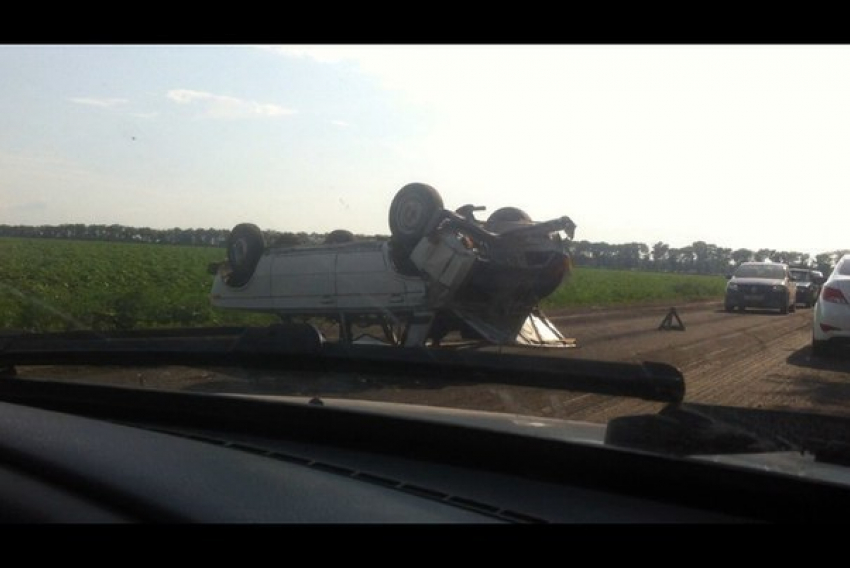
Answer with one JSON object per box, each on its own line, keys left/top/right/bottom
{"left": 1, "top": 376, "right": 849, "bottom": 523}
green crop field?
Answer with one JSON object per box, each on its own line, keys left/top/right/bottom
{"left": 0, "top": 237, "right": 726, "bottom": 332}
{"left": 541, "top": 266, "right": 727, "bottom": 311}
{"left": 0, "top": 237, "right": 277, "bottom": 332}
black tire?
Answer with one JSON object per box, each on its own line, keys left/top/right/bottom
{"left": 388, "top": 183, "right": 444, "bottom": 249}
{"left": 724, "top": 303, "right": 734, "bottom": 312}
{"left": 485, "top": 207, "right": 532, "bottom": 230}
{"left": 388, "top": 240, "right": 420, "bottom": 276}
{"left": 325, "top": 229, "right": 355, "bottom": 244}
{"left": 780, "top": 292, "right": 789, "bottom": 314}
{"left": 225, "top": 223, "right": 265, "bottom": 287}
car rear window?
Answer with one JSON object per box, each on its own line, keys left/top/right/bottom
{"left": 735, "top": 265, "right": 786, "bottom": 279}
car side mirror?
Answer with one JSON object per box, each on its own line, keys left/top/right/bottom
{"left": 725, "top": 274, "right": 732, "bottom": 280}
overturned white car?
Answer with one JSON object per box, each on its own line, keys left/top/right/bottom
{"left": 209, "top": 183, "right": 576, "bottom": 347}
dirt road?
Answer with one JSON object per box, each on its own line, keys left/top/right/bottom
{"left": 545, "top": 301, "right": 850, "bottom": 422}
{"left": 17, "top": 300, "right": 849, "bottom": 424}
{"left": 334, "top": 300, "right": 850, "bottom": 423}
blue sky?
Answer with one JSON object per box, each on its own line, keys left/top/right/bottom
{"left": 0, "top": 44, "right": 847, "bottom": 256}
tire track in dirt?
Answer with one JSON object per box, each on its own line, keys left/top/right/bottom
{"left": 538, "top": 305, "right": 798, "bottom": 419}
{"left": 549, "top": 304, "right": 850, "bottom": 422}
{"left": 681, "top": 318, "right": 809, "bottom": 406}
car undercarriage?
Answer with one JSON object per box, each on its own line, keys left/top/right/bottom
{"left": 210, "top": 183, "right": 577, "bottom": 348}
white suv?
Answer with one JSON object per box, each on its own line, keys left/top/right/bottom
{"left": 210, "top": 183, "right": 576, "bottom": 348}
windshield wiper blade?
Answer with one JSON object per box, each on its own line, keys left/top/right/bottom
{"left": 0, "top": 325, "right": 684, "bottom": 403}
{"left": 329, "top": 343, "right": 685, "bottom": 403}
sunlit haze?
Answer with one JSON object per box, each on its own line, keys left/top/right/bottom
{"left": 0, "top": 44, "right": 846, "bottom": 256}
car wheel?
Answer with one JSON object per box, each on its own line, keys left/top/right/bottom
{"left": 780, "top": 292, "right": 789, "bottom": 314}
{"left": 225, "top": 223, "right": 265, "bottom": 287}
{"left": 388, "top": 183, "right": 444, "bottom": 249}
{"left": 484, "top": 207, "right": 532, "bottom": 231}
{"left": 388, "top": 240, "right": 421, "bottom": 277}
{"left": 724, "top": 303, "right": 734, "bottom": 312}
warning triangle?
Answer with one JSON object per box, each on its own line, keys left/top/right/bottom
{"left": 658, "top": 307, "right": 685, "bottom": 331}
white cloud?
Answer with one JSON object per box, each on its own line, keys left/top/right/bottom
{"left": 69, "top": 97, "right": 129, "bottom": 108}
{"left": 264, "top": 44, "right": 540, "bottom": 107}
{"left": 166, "top": 89, "right": 296, "bottom": 119}
{"left": 329, "top": 119, "right": 351, "bottom": 127}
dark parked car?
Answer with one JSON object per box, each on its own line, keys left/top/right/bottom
{"left": 725, "top": 262, "right": 797, "bottom": 314}
{"left": 790, "top": 268, "right": 824, "bottom": 308}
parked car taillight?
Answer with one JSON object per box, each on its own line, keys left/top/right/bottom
{"left": 822, "top": 286, "right": 849, "bottom": 305}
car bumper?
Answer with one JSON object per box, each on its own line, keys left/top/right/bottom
{"left": 725, "top": 289, "right": 788, "bottom": 309}
{"left": 795, "top": 288, "right": 817, "bottom": 304}
{"left": 813, "top": 301, "right": 850, "bottom": 342}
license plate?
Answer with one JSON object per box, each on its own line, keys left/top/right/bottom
{"left": 744, "top": 294, "right": 763, "bottom": 302}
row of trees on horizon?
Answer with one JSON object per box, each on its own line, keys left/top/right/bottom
{"left": 1, "top": 223, "right": 846, "bottom": 276}
{"left": 570, "top": 240, "right": 847, "bottom": 276}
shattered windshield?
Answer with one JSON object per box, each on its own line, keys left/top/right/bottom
{"left": 2, "top": 44, "right": 850, "bottom": 467}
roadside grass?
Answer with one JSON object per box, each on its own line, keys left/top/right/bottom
{"left": 1, "top": 238, "right": 726, "bottom": 332}
{"left": 541, "top": 266, "right": 726, "bottom": 311}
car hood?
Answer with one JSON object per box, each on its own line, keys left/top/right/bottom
{"left": 232, "top": 393, "right": 609, "bottom": 446}
{"left": 730, "top": 277, "right": 786, "bottom": 286}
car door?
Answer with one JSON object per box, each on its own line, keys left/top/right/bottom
{"left": 270, "top": 250, "right": 337, "bottom": 313}
{"left": 334, "top": 245, "right": 407, "bottom": 311}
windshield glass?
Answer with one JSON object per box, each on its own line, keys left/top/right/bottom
{"left": 2, "top": 44, "right": 850, "bottom": 467}
{"left": 790, "top": 270, "right": 810, "bottom": 281}
{"left": 734, "top": 264, "right": 787, "bottom": 279}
